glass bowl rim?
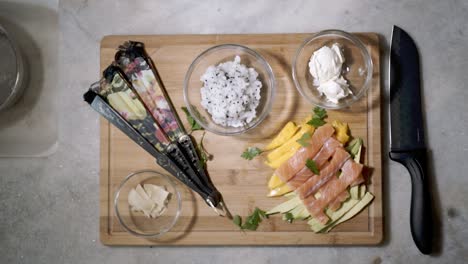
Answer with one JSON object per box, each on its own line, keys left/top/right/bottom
{"left": 183, "top": 43, "right": 276, "bottom": 136}
{"left": 114, "top": 169, "right": 182, "bottom": 238}
{"left": 292, "top": 29, "right": 373, "bottom": 110}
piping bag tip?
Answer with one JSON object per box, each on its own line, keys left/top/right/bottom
{"left": 207, "top": 194, "right": 232, "bottom": 219}
{"left": 208, "top": 200, "right": 232, "bottom": 219}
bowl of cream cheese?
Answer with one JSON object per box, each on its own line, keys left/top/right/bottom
{"left": 292, "top": 30, "right": 373, "bottom": 109}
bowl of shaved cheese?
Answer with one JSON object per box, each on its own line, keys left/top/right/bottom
{"left": 114, "top": 170, "right": 181, "bottom": 238}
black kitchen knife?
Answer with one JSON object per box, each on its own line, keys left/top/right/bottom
{"left": 389, "top": 26, "right": 433, "bottom": 254}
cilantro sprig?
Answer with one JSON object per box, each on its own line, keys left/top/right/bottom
{"left": 283, "top": 212, "right": 294, "bottom": 223}
{"left": 181, "top": 106, "right": 203, "bottom": 132}
{"left": 305, "top": 158, "right": 320, "bottom": 174}
{"left": 233, "top": 207, "right": 268, "bottom": 231}
{"left": 241, "top": 147, "right": 263, "bottom": 160}
{"left": 296, "top": 132, "right": 311, "bottom": 147}
{"left": 307, "top": 107, "right": 328, "bottom": 128}
{"left": 181, "top": 107, "right": 212, "bottom": 168}
{"left": 197, "top": 132, "right": 213, "bottom": 168}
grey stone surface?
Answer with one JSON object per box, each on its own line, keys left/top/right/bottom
{"left": 1, "top": 0, "right": 467, "bottom": 263}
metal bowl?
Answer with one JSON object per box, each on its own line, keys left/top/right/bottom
{"left": 0, "top": 24, "right": 26, "bottom": 112}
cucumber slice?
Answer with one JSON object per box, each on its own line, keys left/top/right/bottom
{"left": 308, "top": 198, "right": 360, "bottom": 232}
{"left": 321, "top": 192, "right": 374, "bottom": 233}
{"left": 289, "top": 203, "right": 310, "bottom": 220}
{"left": 350, "top": 185, "right": 360, "bottom": 200}
{"left": 266, "top": 196, "right": 301, "bottom": 215}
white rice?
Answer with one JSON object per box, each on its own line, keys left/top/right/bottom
{"left": 200, "top": 56, "right": 262, "bottom": 127}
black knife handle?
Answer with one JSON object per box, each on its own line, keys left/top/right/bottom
{"left": 389, "top": 149, "right": 433, "bottom": 254}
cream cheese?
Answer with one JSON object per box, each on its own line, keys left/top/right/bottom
{"left": 308, "top": 43, "right": 351, "bottom": 103}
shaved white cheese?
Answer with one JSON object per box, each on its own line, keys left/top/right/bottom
{"left": 135, "top": 184, "right": 150, "bottom": 200}
{"left": 127, "top": 184, "right": 171, "bottom": 219}
{"left": 128, "top": 188, "right": 155, "bottom": 218}
{"left": 144, "top": 184, "right": 170, "bottom": 218}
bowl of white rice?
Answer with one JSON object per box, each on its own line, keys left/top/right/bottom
{"left": 184, "top": 44, "right": 275, "bottom": 135}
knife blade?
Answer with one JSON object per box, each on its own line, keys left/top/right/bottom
{"left": 389, "top": 26, "right": 434, "bottom": 254}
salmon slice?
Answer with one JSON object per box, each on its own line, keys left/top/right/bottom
{"left": 286, "top": 138, "right": 342, "bottom": 189}
{"left": 304, "top": 159, "right": 364, "bottom": 224}
{"left": 315, "top": 211, "right": 330, "bottom": 225}
{"left": 275, "top": 124, "right": 335, "bottom": 183}
{"left": 328, "top": 191, "right": 350, "bottom": 211}
{"left": 296, "top": 147, "right": 351, "bottom": 199}
{"left": 350, "top": 175, "right": 365, "bottom": 187}
{"left": 313, "top": 137, "right": 342, "bottom": 167}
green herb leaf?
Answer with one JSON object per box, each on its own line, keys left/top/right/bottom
{"left": 307, "top": 117, "right": 326, "bottom": 128}
{"left": 241, "top": 222, "right": 257, "bottom": 230}
{"left": 296, "top": 132, "right": 311, "bottom": 147}
{"left": 305, "top": 158, "right": 320, "bottom": 175}
{"left": 307, "top": 107, "right": 328, "bottom": 128}
{"left": 233, "top": 215, "right": 242, "bottom": 228}
{"left": 181, "top": 107, "right": 204, "bottom": 132}
{"left": 256, "top": 208, "right": 268, "bottom": 219}
{"left": 313, "top": 106, "right": 327, "bottom": 119}
{"left": 193, "top": 132, "right": 212, "bottom": 168}
{"left": 238, "top": 207, "right": 267, "bottom": 231}
{"left": 283, "top": 212, "right": 294, "bottom": 223}
{"left": 199, "top": 132, "right": 212, "bottom": 166}
{"left": 241, "top": 147, "right": 263, "bottom": 160}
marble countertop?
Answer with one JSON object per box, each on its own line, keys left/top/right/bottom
{"left": 1, "top": 0, "right": 467, "bottom": 263}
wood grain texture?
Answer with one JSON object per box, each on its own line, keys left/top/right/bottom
{"left": 99, "top": 33, "right": 382, "bottom": 246}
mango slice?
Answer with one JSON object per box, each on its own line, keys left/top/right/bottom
{"left": 267, "top": 184, "right": 292, "bottom": 197}
{"left": 265, "top": 122, "right": 299, "bottom": 151}
{"left": 332, "top": 120, "right": 350, "bottom": 144}
{"left": 266, "top": 124, "right": 314, "bottom": 162}
{"left": 265, "top": 150, "right": 298, "bottom": 169}
{"left": 268, "top": 174, "right": 284, "bottom": 189}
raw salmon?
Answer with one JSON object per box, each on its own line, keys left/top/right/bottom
{"left": 328, "top": 191, "right": 350, "bottom": 211}
{"left": 286, "top": 138, "right": 342, "bottom": 189}
{"left": 275, "top": 124, "right": 335, "bottom": 183}
{"left": 296, "top": 147, "right": 350, "bottom": 199}
{"left": 304, "top": 159, "right": 363, "bottom": 224}
{"left": 313, "top": 138, "right": 342, "bottom": 167}
{"left": 350, "top": 175, "right": 365, "bottom": 187}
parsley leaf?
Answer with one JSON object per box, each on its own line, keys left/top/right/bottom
{"left": 234, "top": 207, "right": 268, "bottom": 231}
{"left": 307, "top": 107, "right": 328, "bottom": 128}
{"left": 241, "top": 147, "right": 263, "bottom": 160}
{"left": 181, "top": 107, "right": 204, "bottom": 132}
{"left": 193, "top": 132, "right": 212, "bottom": 168}
{"left": 233, "top": 215, "right": 242, "bottom": 228}
{"left": 307, "top": 117, "right": 326, "bottom": 128}
{"left": 283, "top": 212, "right": 294, "bottom": 223}
{"left": 296, "top": 132, "right": 311, "bottom": 147}
{"left": 313, "top": 106, "right": 327, "bottom": 119}
{"left": 305, "top": 158, "right": 320, "bottom": 174}
{"left": 199, "top": 132, "right": 212, "bottom": 167}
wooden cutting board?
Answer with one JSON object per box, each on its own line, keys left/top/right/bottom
{"left": 99, "top": 33, "right": 382, "bottom": 246}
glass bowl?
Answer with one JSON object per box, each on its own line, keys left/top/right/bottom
{"left": 184, "top": 44, "right": 276, "bottom": 135}
{"left": 114, "top": 170, "right": 181, "bottom": 238}
{"left": 292, "top": 30, "right": 373, "bottom": 109}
